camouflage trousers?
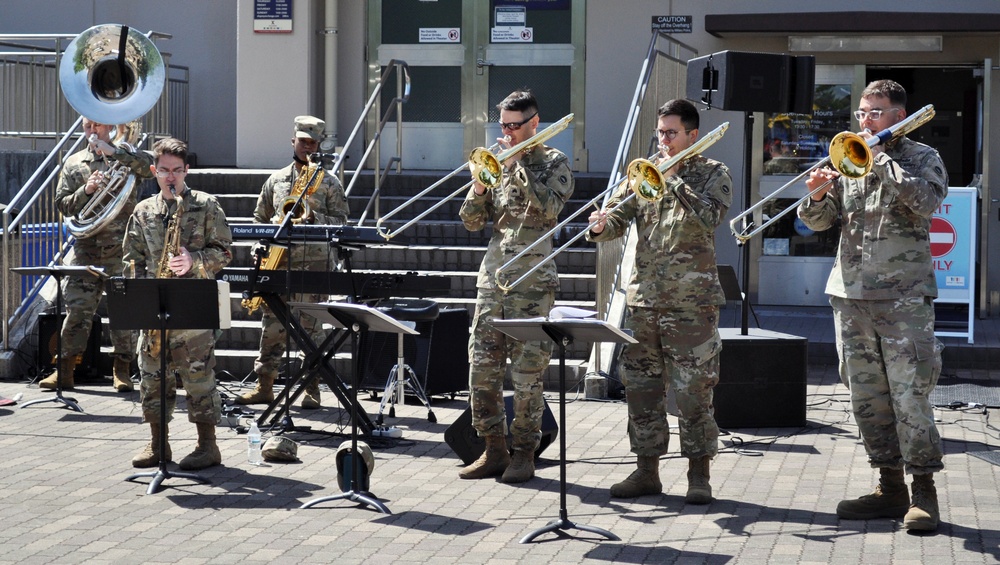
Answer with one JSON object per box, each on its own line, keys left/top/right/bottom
{"left": 468, "top": 287, "right": 554, "bottom": 452}
{"left": 137, "top": 328, "right": 221, "bottom": 425}
{"left": 831, "top": 295, "right": 944, "bottom": 474}
{"left": 59, "top": 252, "right": 136, "bottom": 361}
{"left": 620, "top": 305, "right": 721, "bottom": 459}
{"left": 254, "top": 291, "right": 330, "bottom": 381}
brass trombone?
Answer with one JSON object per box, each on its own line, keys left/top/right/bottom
{"left": 729, "top": 104, "right": 936, "bottom": 245}
{"left": 375, "top": 114, "right": 574, "bottom": 240}
{"left": 494, "top": 121, "right": 730, "bottom": 292}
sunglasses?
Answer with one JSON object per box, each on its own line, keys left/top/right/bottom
{"left": 499, "top": 112, "right": 537, "bottom": 131}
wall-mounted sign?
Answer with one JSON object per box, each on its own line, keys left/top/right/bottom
{"left": 492, "top": 27, "right": 534, "bottom": 43}
{"left": 651, "top": 15, "right": 693, "bottom": 34}
{"left": 496, "top": 6, "right": 526, "bottom": 26}
{"left": 492, "top": 5, "right": 532, "bottom": 42}
{"left": 254, "top": 0, "right": 292, "bottom": 33}
{"left": 419, "top": 28, "right": 461, "bottom": 43}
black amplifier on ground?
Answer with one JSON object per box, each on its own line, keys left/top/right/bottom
{"left": 37, "top": 312, "right": 103, "bottom": 382}
{"left": 358, "top": 308, "right": 469, "bottom": 397}
{"left": 713, "top": 328, "right": 808, "bottom": 429}
{"left": 444, "top": 392, "right": 559, "bottom": 465}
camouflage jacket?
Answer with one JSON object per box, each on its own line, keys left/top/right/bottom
{"left": 797, "top": 136, "right": 948, "bottom": 300}
{"left": 123, "top": 186, "right": 233, "bottom": 279}
{"left": 56, "top": 146, "right": 154, "bottom": 261}
{"left": 459, "top": 144, "right": 574, "bottom": 290}
{"left": 253, "top": 163, "right": 349, "bottom": 266}
{"left": 587, "top": 154, "right": 732, "bottom": 308}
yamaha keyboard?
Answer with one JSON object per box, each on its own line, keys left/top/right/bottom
{"left": 218, "top": 267, "right": 451, "bottom": 299}
{"left": 229, "top": 224, "right": 404, "bottom": 246}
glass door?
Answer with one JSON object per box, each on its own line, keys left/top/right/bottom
{"left": 369, "top": 0, "right": 584, "bottom": 171}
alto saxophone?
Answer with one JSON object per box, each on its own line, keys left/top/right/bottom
{"left": 148, "top": 184, "right": 184, "bottom": 357}
{"left": 241, "top": 161, "right": 324, "bottom": 315}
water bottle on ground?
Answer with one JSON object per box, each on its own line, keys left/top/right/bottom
{"left": 247, "top": 420, "right": 262, "bottom": 465}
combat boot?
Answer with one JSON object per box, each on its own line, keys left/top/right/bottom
{"left": 686, "top": 455, "right": 713, "bottom": 504}
{"left": 235, "top": 373, "right": 275, "bottom": 405}
{"left": 178, "top": 422, "right": 222, "bottom": 470}
{"left": 301, "top": 378, "right": 321, "bottom": 409}
{"left": 38, "top": 356, "right": 76, "bottom": 390}
{"left": 904, "top": 473, "right": 939, "bottom": 531}
{"left": 112, "top": 358, "right": 134, "bottom": 393}
{"left": 610, "top": 455, "right": 662, "bottom": 498}
{"left": 132, "top": 422, "right": 171, "bottom": 468}
{"left": 501, "top": 449, "right": 535, "bottom": 483}
{"left": 459, "top": 435, "right": 511, "bottom": 480}
{"left": 836, "top": 468, "right": 910, "bottom": 519}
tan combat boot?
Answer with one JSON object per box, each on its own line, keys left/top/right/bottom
{"left": 836, "top": 468, "right": 910, "bottom": 519}
{"left": 301, "top": 378, "right": 321, "bottom": 409}
{"left": 610, "top": 455, "right": 662, "bottom": 498}
{"left": 686, "top": 455, "right": 713, "bottom": 504}
{"left": 235, "top": 373, "right": 275, "bottom": 405}
{"left": 459, "top": 435, "right": 511, "bottom": 480}
{"left": 904, "top": 473, "right": 939, "bottom": 531}
{"left": 178, "top": 422, "right": 222, "bottom": 470}
{"left": 501, "top": 449, "right": 535, "bottom": 483}
{"left": 113, "top": 358, "right": 134, "bottom": 393}
{"left": 39, "top": 356, "right": 76, "bottom": 390}
{"left": 132, "top": 422, "right": 171, "bottom": 468}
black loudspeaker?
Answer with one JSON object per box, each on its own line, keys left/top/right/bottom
{"left": 359, "top": 308, "right": 469, "bottom": 397}
{"left": 686, "top": 51, "right": 815, "bottom": 114}
{"left": 37, "top": 312, "right": 102, "bottom": 381}
{"left": 444, "top": 392, "right": 559, "bottom": 465}
{"left": 714, "top": 328, "right": 807, "bottom": 428}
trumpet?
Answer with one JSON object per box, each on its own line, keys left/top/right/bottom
{"left": 375, "top": 114, "right": 574, "bottom": 240}
{"left": 494, "top": 121, "right": 730, "bottom": 292}
{"left": 729, "top": 104, "right": 936, "bottom": 244}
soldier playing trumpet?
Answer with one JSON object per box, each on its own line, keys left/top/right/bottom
{"left": 588, "top": 99, "right": 732, "bottom": 504}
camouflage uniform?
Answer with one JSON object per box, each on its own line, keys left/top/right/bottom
{"left": 797, "top": 135, "right": 947, "bottom": 474}
{"left": 55, "top": 145, "right": 153, "bottom": 363}
{"left": 251, "top": 164, "right": 349, "bottom": 383}
{"left": 122, "top": 187, "right": 233, "bottom": 424}
{"left": 459, "top": 144, "right": 573, "bottom": 452}
{"left": 588, "top": 154, "right": 732, "bottom": 458}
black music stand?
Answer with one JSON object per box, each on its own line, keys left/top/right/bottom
{"left": 13, "top": 266, "right": 104, "bottom": 413}
{"left": 106, "top": 277, "right": 224, "bottom": 495}
{"left": 294, "top": 301, "right": 417, "bottom": 515}
{"left": 491, "top": 316, "right": 636, "bottom": 543}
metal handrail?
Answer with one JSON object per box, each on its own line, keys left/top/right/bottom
{"left": 0, "top": 30, "right": 180, "bottom": 350}
{"left": 589, "top": 32, "right": 697, "bottom": 377}
{"left": 341, "top": 60, "right": 410, "bottom": 225}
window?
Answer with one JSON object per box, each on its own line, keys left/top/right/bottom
{"left": 761, "top": 79, "right": 851, "bottom": 257}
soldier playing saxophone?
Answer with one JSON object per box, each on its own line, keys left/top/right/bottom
{"left": 122, "top": 138, "right": 233, "bottom": 471}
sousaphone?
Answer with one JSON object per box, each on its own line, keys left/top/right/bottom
{"left": 59, "top": 24, "right": 165, "bottom": 237}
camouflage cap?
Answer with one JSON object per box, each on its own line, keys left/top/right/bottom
{"left": 294, "top": 115, "right": 324, "bottom": 141}
{"left": 262, "top": 436, "right": 299, "bottom": 462}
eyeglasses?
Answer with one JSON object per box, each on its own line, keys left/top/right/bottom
{"left": 853, "top": 108, "right": 899, "bottom": 121}
{"left": 499, "top": 112, "right": 537, "bottom": 131}
{"left": 154, "top": 168, "right": 187, "bottom": 178}
{"left": 654, "top": 128, "right": 687, "bottom": 141}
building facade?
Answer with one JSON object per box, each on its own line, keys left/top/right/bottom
{"left": 2, "top": 0, "right": 999, "bottom": 315}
